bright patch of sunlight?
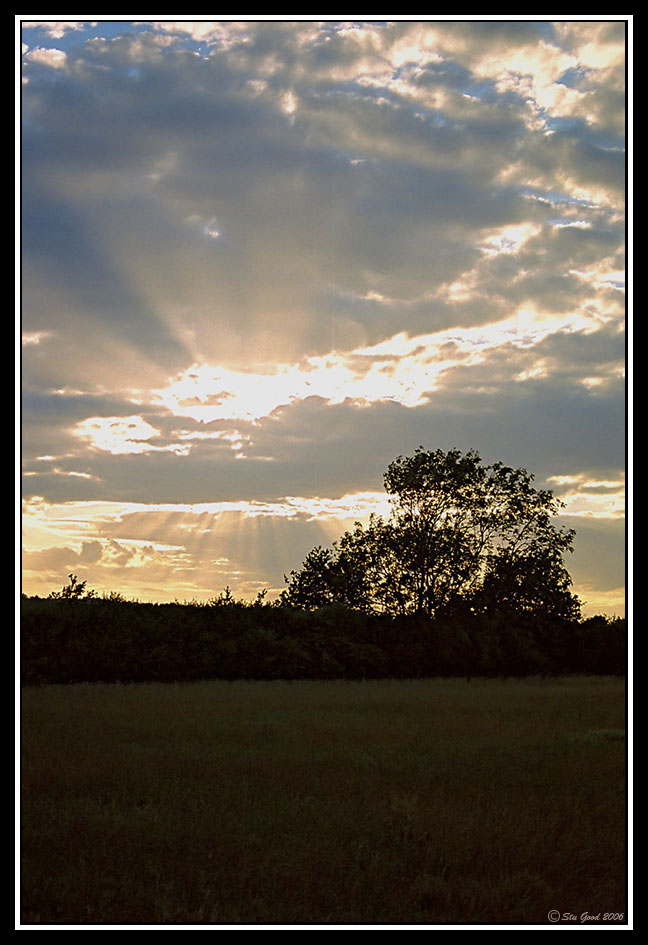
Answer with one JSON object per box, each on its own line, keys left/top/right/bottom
{"left": 151, "top": 306, "right": 613, "bottom": 425}
{"left": 73, "top": 416, "right": 190, "bottom": 455}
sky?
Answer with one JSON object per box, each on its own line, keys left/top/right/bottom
{"left": 19, "top": 17, "right": 628, "bottom": 616}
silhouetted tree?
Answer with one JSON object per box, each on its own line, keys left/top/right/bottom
{"left": 283, "top": 447, "right": 580, "bottom": 622}
{"left": 48, "top": 573, "right": 96, "bottom": 600}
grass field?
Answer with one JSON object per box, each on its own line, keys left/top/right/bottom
{"left": 20, "top": 677, "right": 627, "bottom": 926}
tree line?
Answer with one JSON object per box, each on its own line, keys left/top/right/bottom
{"left": 21, "top": 591, "right": 625, "bottom": 684}
{"left": 21, "top": 448, "right": 626, "bottom": 683}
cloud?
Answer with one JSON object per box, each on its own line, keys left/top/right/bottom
{"left": 24, "top": 47, "right": 67, "bottom": 69}
{"left": 22, "top": 330, "right": 54, "bottom": 346}
{"left": 22, "top": 21, "right": 624, "bottom": 369}
{"left": 23, "top": 21, "right": 90, "bottom": 39}
{"left": 21, "top": 487, "right": 624, "bottom": 613}
{"left": 21, "top": 19, "right": 627, "bottom": 611}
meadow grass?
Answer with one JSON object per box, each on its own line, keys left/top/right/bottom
{"left": 20, "top": 677, "right": 626, "bottom": 926}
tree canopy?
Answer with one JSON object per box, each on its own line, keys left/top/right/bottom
{"left": 282, "top": 447, "right": 580, "bottom": 622}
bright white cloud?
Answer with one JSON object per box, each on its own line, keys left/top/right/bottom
{"left": 149, "top": 305, "right": 618, "bottom": 427}
{"left": 24, "top": 47, "right": 67, "bottom": 69}
{"left": 22, "top": 331, "right": 53, "bottom": 346}
{"left": 23, "top": 21, "right": 90, "bottom": 38}
{"left": 479, "top": 222, "right": 543, "bottom": 257}
{"left": 151, "top": 20, "right": 251, "bottom": 48}
{"left": 73, "top": 416, "right": 190, "bottom": 455}
{"left": 281, "top": 90, "right": 298, "bottom": 116}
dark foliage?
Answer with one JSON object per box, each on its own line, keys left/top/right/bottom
{"left": 22, "top": 449, "right": 623, "bottom": 684}
{"left": 21, "top": 594, "right": 625, "bottom": 685}
{"left": 283, "top": 447, "right": 581, "bottom": 623}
